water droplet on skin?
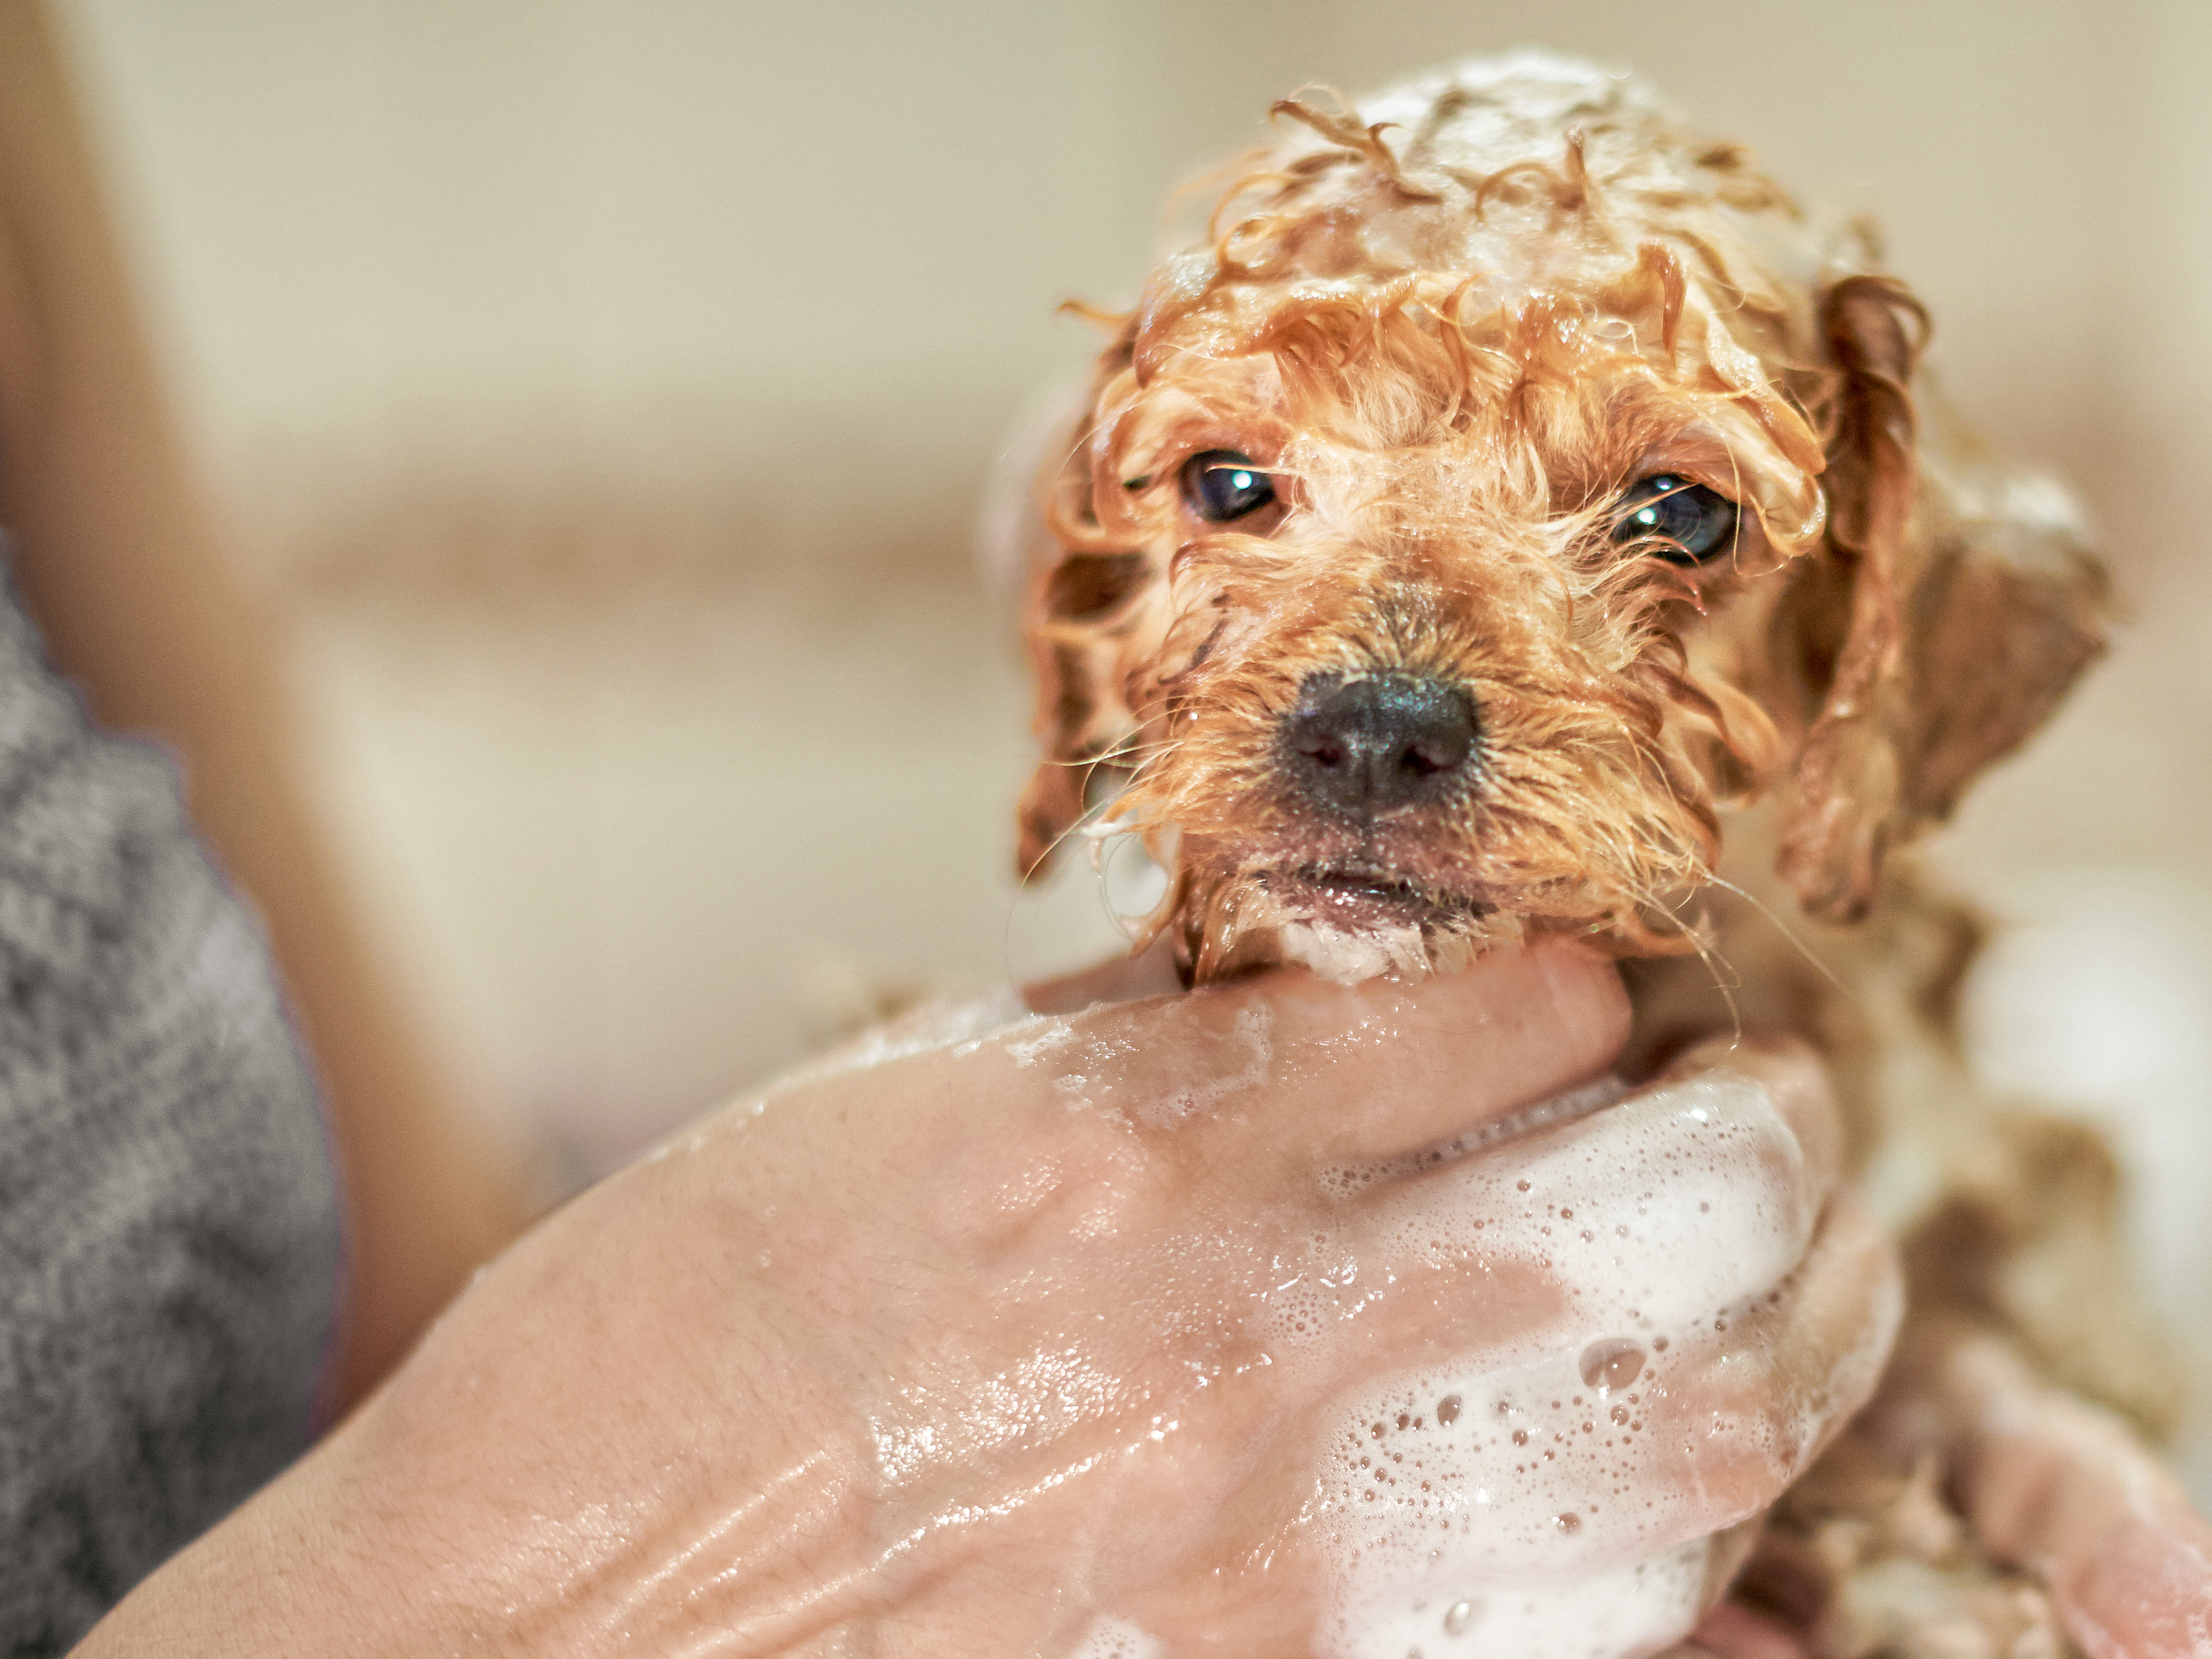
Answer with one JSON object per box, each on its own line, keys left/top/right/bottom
{"left": 1436, "top": 1395, "right": 1461, "bottom": 1424}
{"left": 1554, "top": 1511, "right": 1582, "bottom": 1533}
{"left": 1512, "top": 1429, "right": 1528, "bottom": 1445}
{"left": 1516, "top": 1179, "right": 1531, "bottom": 1191}
{"left": 1443, "top": 1599, "right": 1480, "bottom": 1635}
{"left": 1577, "top": 1338, "right": 1647, "bottom": 1392}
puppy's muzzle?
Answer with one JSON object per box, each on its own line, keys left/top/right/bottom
{"left": 1275, "top": 672, "right": 1480, "bottom": 820}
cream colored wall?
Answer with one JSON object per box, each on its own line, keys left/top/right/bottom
{"left": 53, "top": 0, "right": 1145, "bottom": 517}
{"left": 43, "top": 2, "right": 2212, "bottom": 1450}
{"left": 58, "top": 1, "right": 2209, "bottom": 497}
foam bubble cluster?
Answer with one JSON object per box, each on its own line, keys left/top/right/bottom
{"left": 1334, "top": 1536, "right": 1711, "bottom": 1659}
{"left": 786, "top": 989, "right": 1037, "bottom": 1085}
{"left": 1065, "top": 1614, "right": 1164, "bottom": 1659}
{"left": 1297, "top": 1072, "right": 1819, "bottom": 1658}
{"left": 1134, "top": 1001, "right": 1274, "bottom": 1129}
{"left": 1283, "top": 1072, "right": 1813, "bottom": 1371}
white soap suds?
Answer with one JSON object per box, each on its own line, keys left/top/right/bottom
{"left": 1319, "top": 1073, "right": 1631, "bottom": 1203}
{"left": 1311, "top": 1332, "right": 1752, "bottom": 1592}
{"left": 1297, "top": 1070, "right": 1827, "bottom": 1659}
{"left": 1136, "top": 1001, "right": 1274, "bottom": 1128}
{"left": 1279, "top": 920, "right": 1436, "bottom": 985}
{"left": 1037, "top": 999, "right": 1276, "bottom": 1126}
{"left": 1065, "top": 1614, "right": 1164, "bottom": 1659}
{"left": 1328, "top": 1535, "right": 1711, "bottom": 1659}
{"left": 778, "top": 988, "right": 1037, "bottom": 1085}
{"left": 1006, "top": 1016, "right": 1081, "bottom": 1068}
{"left": 1279, "top": 1071, "right": 1813, "bottom": 1374}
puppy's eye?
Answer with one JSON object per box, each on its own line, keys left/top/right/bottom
{"left": 1181, "top": 450, "right": 1277, "bottom": 522}
{"left": 1611, "top": 475, "right": 1738, "bottom": 565}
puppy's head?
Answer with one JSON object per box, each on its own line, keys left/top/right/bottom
{"left": 1017, "top": 55, "right": 2106, "bottom": 983}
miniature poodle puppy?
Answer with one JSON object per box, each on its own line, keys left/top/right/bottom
{"left": 1011, "top": 51, "right": 2205, "bottom": 1658}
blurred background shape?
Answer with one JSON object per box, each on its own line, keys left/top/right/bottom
{"left": 42, "top": 0, "right": 2212, "bottom": 1471}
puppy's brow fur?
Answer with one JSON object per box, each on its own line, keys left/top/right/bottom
{"left": 1013, "top": 50, "right": 2158, "bottom": 1647}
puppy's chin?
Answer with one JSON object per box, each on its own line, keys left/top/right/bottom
{"left": 1168, "top": 860, "right": 1709, "bottom": 986}
{"left": 1174, "top": 865, "right": 1517, "bottom": 986}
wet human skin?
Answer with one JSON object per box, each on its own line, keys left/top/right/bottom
{"left": 74, "top": 943, "right": 1892, "bottom": 1657}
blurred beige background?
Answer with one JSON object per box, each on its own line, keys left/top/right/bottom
{"left": 42, "top": 0, "right": 2212, "bottom": 1468}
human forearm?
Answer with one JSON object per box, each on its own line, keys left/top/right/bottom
{"left": 77, "top": 950, "right": 1895, "bottom": 1657}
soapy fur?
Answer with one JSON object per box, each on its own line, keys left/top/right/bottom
{"left": 1010, "top": 50, "right": 2173, "bottom": 1659}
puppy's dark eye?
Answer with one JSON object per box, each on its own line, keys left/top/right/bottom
{"left": 1611, "top": 475, "right": 1738, "bottom": 565}
{"left": 1181, "top": 450, "right": 1277, "bottom": 522}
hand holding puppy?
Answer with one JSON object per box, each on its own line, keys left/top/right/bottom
{"left": 77, "top": 945, "right": 1888, "bottom": 1657}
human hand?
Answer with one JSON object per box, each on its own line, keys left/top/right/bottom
{"left": 1855, "top": 1320, "right": 2212, "bottom": 1659}
{"left": 77, "top": 943, "right": 1896, "bottom": 1658}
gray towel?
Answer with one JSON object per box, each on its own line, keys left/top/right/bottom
{"left": 0, "top": 567, "right": 339, "bottom": 1654}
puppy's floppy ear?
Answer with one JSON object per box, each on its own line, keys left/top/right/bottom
{"left": 1777, "top": 276, "right": 2110, "bottom": 922}
{"left": 1010, "top": 361, "right": 1149, "bottom": 881}
{"left": 1012, "top": 408, "right": 1098, "bottom": 880}
{"left": 1773, "top": 274, "right": 1923, "bottom": 919}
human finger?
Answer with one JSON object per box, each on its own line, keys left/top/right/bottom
{"left": 1290, "top": 1193, "right": 1900, "bottom": 1654}
{"left": 1675, "top": 1601, "right": 1813, "bottom": 1659}
{"left": 1654, "top": 1033, "right": 1845, "bottom": 1202}
{"left": 1626, "top": 1191, "right": 1904, "bottom": 1527}
{"left": 1293, "top": 1038, "right": 1852, "bottom": 1389}
{"left": 1878, "top": 1325, "right": 2212, "bottom": 1659}
{"left": 1016, "top": 938, "right": 1629, "bottom": 1168}
{"left": 1022, "top": 931, "right": 1183, "bottom": 1013}
{"left": 1301, "top": 1160, "right": 1900, "bottom": 1556}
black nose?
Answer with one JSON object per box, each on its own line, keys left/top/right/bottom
{"left": 1277, "top": 673, "right": 1479, "bottom": 816}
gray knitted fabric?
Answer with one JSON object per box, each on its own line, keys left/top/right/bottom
{"left": 0, "top": 567, "right": 339, "bottom": 1654}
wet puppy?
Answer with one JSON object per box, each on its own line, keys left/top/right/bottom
{"left": 1013, "top": 51, "right": 2191, "bottom": 1654}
